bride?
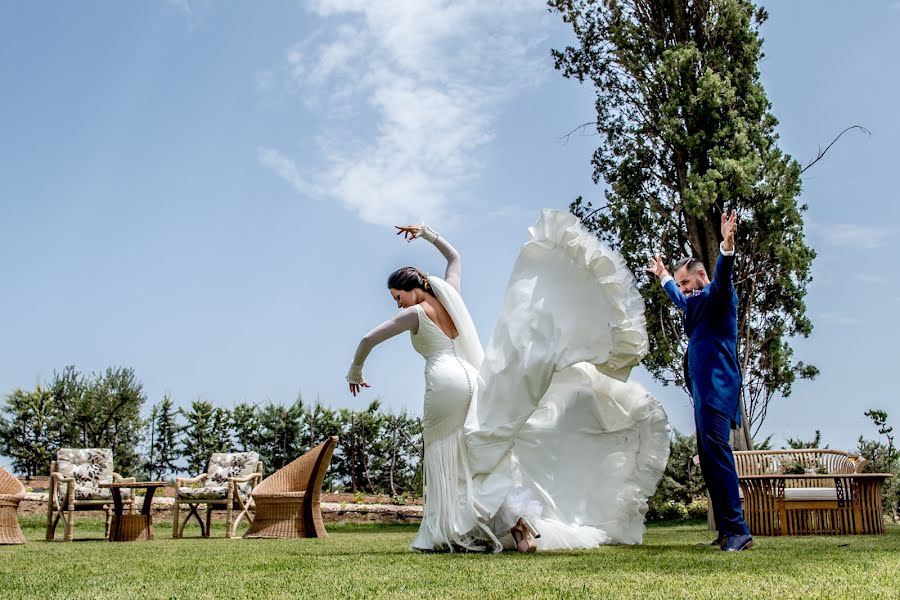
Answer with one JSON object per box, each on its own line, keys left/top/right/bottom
{"left": 346, "top": 210, "right": 670, "bottom": 552}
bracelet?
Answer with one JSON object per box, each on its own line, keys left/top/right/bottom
{"left": 418, "top": 224, "right": 440, "bottom": 243}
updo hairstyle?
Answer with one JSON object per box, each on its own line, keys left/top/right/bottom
{"left": 387, "top": 267, "right": 435, "bottom": 297}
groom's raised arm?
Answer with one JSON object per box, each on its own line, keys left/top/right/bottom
{"left": 709, "top": 210, "right": 737, "bottom": 300}
{"left": 661, "top": 275, "right": 688, "bottom": 311}
{"left": 708, "top": 245, "right": 735, "bottom": 300}
{"left": 646, "top": 253, "right": 687, "bottom": 311}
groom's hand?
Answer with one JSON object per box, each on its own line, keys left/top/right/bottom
{"left": 721, "top": 210, "right": 737, "bottom": 252}
{"left": 646, "top": 253, "right": 669, "bottom": 279}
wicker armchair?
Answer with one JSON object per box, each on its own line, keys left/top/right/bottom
{"left": 244, "top": 436, "right": 338, "bottom": 539}
{"left": 0, "top": 466, "right": 26, "bottom": 545}
{"left": 46, "top": 448, "right": 135, "bottom": 542}
{"left": 173, "top": 451, "right": 263, "bottom": 538}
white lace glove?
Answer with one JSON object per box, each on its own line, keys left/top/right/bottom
{"left": 345, "top": 363, "right": 367, "bottom": 385}
{"left": 418, "top": 224, "right": 440, "bottom": 243}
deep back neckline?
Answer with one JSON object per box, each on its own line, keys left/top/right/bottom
{"left": 416, "top": 304, "right": 459, "bottom": 340}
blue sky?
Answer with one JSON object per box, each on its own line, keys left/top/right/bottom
{"left": 1, "top": 1, "right": 897, "bottom": 453}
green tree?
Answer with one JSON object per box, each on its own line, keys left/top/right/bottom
{"left": 180, "top": 400, "right": 228, "bottom": 474}
{"left": 255, "top": 397, "right": 305, "bottom": 471}
{"left": 381, "top": 410, "right": 423, "bottom": 497}
{"left": 786, "top": 430, "right": 826, "bottom": 450}
{"left": 46, "top": 366, "right": 85, "bottom": 445}
{"left": 549, "top": 0, "right": 824, "bottom": 447}
{"left": 350, "top": 399, "right": 389, "bottom": 494}
{"left": 230, "top": 402, "right": 260, "bottom": 453}
{"left": 333, "top": 400, "right": 387, "bottom": 494}
{"left": 857, "top": 410, "right": 898, "bottom": 522}
{"left": 55, "top": 367, "right": 147, "bottom": 474}
{"left": 649, "top": 430, "right": 706, "bottom": 512}
{"left": 303, "top": 402, "right": 345, "bottom": 492}
{"left": 0, "top": 385, "right": 63, "bottom": 476}
{"left": 145, "top": 395, "right": 181, "bottom": 480}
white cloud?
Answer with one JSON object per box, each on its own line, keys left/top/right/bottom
{"left": 258, "top": 0, "right": 549, "bottom": 226}
{"left": 257, "top": 147, "right": 321, "bottom": 197}
{"left": 820, "top": 224, "right": 897, "bottom": 249}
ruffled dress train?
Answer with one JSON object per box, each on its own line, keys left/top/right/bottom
{"left": 410, "top": 210, "right": 670, "bottom": 552}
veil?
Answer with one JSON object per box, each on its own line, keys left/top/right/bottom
{"left": 427, "top": 276, "right": 484, "bottom": 371}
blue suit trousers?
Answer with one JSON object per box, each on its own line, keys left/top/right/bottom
{"left": 693, "top": 394, "right": 750, "bottom": 537}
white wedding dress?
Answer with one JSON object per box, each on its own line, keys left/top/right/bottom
{"left": 351, "top": 210, "right": 670, "bottom": 552}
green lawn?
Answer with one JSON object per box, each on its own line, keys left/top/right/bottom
{"left": 1, "top": 517, "right": 898, "bottom": 599}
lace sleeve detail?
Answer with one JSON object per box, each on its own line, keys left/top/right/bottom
{"left": 347, "top": 307, "right": 420, "bottom": 383}
{"left": 420, "top": 224, "right": 461, "bottom": 292}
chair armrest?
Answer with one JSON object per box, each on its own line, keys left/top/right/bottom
{"left": 176, "top": 474, "right": 207, "bottom": 486}
{"left": 49, "top": 472, "right": 75, "bottom": 485}
{"left": 112, "top": 473, "right": 137, "bottom": 484}
{"left": 851, "top": 457, "right": 871, "bottom": 473}
{"left": 228, "top": 473, "right": 261, "bottom": 484}
{"left": 49, "top": 473, "right": 76, "bottom": 504}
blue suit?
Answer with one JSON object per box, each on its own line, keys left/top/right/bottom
{"left": 663, "top": 250, "right": 750, "bottom": 537}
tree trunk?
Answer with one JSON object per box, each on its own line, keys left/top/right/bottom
{"left": 389, "top": 426, "right": 398, "bottom": 497}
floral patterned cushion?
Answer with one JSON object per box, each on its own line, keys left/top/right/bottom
{"left": 178, "top": 452, "right": 259, "bottom": 502}
{"left": 177, "top": 485, "right": 230, "bottom": 500}
{"left": 55, "top": 448, "right": 131, "bottom": 502}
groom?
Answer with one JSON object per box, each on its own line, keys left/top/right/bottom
{"left": 647, "top": 211, "right": 753, "bottom": 551}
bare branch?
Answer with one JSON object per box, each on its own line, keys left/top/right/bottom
{"left": 560, "top": 121, "right": 599, "bottom": 144}
{"left": 800, "top": 125, "right": 871, "bottom": 175}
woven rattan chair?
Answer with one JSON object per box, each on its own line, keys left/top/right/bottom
{"left": 46, "top": 448, "right": 135, "bottom": 542}
{"left": 243, "top": 436, "right": 338, "bottom": 539}
{"left": 0, "top": 466, "right": 26, "bottom": 545}
{"left": 173, "top": 452, "right": 263, "bottom": 538}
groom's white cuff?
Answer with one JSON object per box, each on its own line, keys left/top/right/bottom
{"left": 660, "top": 275, "right": 674, "bottom": 288}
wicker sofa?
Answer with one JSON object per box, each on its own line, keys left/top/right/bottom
{"left": 735, "top": 449, "right": 891, "bottom": 535}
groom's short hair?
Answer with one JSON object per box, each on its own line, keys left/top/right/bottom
{"left": 674, "top": 256, "right": 704, "bottom": 273}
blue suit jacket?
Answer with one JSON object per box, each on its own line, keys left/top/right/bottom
{"left": 664, "top": 252, "right": 742, "bottom": 425}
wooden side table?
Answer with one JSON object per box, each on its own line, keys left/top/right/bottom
{"left": 100, "top": 481, "right": 166, "bottom": 541}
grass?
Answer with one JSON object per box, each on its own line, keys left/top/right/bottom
{"left": 1, "top": 517, "right": 898, "bottom": 599}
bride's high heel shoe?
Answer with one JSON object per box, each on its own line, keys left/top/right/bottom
{"left": 518, "top": 516, "right": 541, "bottom": 539}
{"left": 511, "top": 518, "right": 538, "bottom": 553}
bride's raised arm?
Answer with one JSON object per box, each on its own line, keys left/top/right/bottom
{"left": 346, "top": 307, "right": 419, "bottom": 396}
{"left": 395, "top": 224, "right": 461, "bottom": 292}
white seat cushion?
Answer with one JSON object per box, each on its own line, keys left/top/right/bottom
{"left": 784, "top": 487, "right": 838, "bottom": 502}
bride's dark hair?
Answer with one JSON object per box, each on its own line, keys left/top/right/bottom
{"left": 387, "top": 267, "right": 435, "bottom": 296}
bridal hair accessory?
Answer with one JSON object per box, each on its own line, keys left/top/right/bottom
{"left": 410, "top": 267, "right": 431, "bottom": 290}
{"left": 345, "top": 364, "right": 366, "bottom": 385}
{"left": 418, "top": 224, "right": 440, "bottom": 243}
